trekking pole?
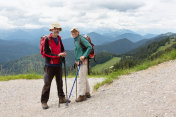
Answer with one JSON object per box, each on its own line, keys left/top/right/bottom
{"left": 58, "top": 56, "right": 63, "bottom": 108}
{"left": 66, "top": 61, "right": 82, "bottom": 107}
{"left": 58, "top": 57, "right": 68, "bottom": 108}
{"left": 76, "top": 66, "right": 78, "bottom": 100}
{"left": 63, "top": 58, "right": 68, "bottom": 100}
{"left": 63, "top": 58, "right": 68, "bottom": 97}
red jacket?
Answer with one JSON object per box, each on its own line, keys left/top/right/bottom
{"left": 44, "top": 33, "right": 65, "bottom": 65}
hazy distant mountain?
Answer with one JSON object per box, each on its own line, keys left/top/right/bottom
{"left": 135, "top": 39, "right": 149, "bottom": 46}
{"left": 143, "top": 34, "right": 156, "bottom": 39}
{"left": 115, "top": 33, "right": 156, "bottom": 42}
{"left": 98, "top": 29, "right": 135, "bottom": 38}
{"left": 62, "top": 32, "right": 152, "bottom": 50}
{"left": 115, "top": 33, "right": 144, "bottom": 42}
{"left": 0, "top": 28, "right": 71, "bottom": 41}
{"left": 0, "top": 28, "right": 156, "bottom": 50}
{"left": 62, "top": 32, "right": 115, "bottom": 50}
{"left": 0, "top": 39, "right": 39, "bottom": 63}
{"left": 95, "top": 38, "right": 136, "bottom": 55}
{"left": 87, "top": 32, "right": 114, "bottom": 45}
{"left": 62, "top": 38, "right": 74, "bottom": 50}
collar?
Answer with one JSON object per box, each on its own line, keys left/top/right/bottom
{"left": 48, "top": 33, "right": 60, "bottom": 39}
{"left": 74, "top": 35, "right": 81, "bottom": 40}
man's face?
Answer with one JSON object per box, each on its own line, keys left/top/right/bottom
{"left": 71, "top": 31, "right": 79, "bottom": 38}
{"left": 52, "top": 28, "right": 60, "bottom": 34}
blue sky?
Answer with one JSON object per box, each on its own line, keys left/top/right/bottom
{"left": 0, "top": 0, "right": 176, "bottom": 34}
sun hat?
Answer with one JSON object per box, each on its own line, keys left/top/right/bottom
{"left": 49, "top": 22, "right": 62, "bottom": 31}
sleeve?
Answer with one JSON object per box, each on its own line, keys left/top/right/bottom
{"left": 80, "top": 37, "right": 92, "bottom": 58}
{"left": 44, "top": 38, "right": 59, "bottom": 58}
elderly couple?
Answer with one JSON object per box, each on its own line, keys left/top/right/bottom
{"left": 41, "top": 23, "right": 92, "bottom": 109}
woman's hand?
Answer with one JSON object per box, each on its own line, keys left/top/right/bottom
{"left": 80, "top": 56, "right": 85, "bottom": 61}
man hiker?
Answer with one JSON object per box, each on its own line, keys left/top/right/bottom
{"left": 41, "top": 23, "right": 70, "bottom": 109}
{"left": 71, "top": 28, "right": 92, "bottom": 102}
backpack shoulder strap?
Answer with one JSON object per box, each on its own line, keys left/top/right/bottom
{"left": 45, "top": 36, "right": 52, "bottom": 51}
{"left": 79, "top": 36, "right": 86, "bottom": 50}
{"left": 58, "top": 35, "right": 65, "bottom": 52}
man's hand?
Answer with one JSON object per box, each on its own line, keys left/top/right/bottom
{"left": 80, "top": 56, "right": 85, "bottom": 61}
{"left": 58, "top": 52, "right": 66, "bottom": 57}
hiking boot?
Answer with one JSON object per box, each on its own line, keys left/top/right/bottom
{"left": 85, "top": 92, "right": 91, "bottom": 98}
{"left": 59, "top": 96, "right": 71, "bottom": 103}
{"left": 42, "top": 103, "right": 49, "bottom": 110}
{"left": 75, "top": 95, "right": 87, "bottom": 102}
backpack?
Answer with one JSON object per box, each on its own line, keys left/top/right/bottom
{"left": 79, "top": 34, "right": 96, "bottom": 75}
{"left": 40, "top": 35, "right": 48, "bottom": 58}
{"left": 79, "top": 34, "right": 95, "bottom": 59}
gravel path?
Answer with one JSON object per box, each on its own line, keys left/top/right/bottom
{"left": 1, "top": 60, "right": 176, "bottom": 117}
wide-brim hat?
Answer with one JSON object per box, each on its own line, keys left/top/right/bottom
{"left": 49, "top": 23, "right": 62, "bottom": 31}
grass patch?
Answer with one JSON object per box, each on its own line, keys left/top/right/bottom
{"left": 94, "top": 78, "right": 113, "bottom": 90}
{"left": 93, "top": 49, "right": 176, "bottom": 90}
{"left": 91, "top": 57, "right": 121, "bottom": 74}
{"left": 0, "top": 73, "right": 43, "bottom": 81}
{"left": 0, "top": 71, "right": 106, "bottom": 81}
{"left": 151, "top": 39, "right": 176, "bottom": 57}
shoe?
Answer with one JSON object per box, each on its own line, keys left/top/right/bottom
{"left": 59, "top": 96, "right": 71, "bottom": 103}
{"left": 85, "top": 92, "right": 91, "bottom": 98}
{"left": 42, "top": 103, "right": 49, "bottom": 109}
{"left": 75, "top": 95, "right": 87, "bottom": 102}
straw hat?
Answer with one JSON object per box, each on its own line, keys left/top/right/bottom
{"left": 49, "top": 23, "right": 62, "bottom": 31}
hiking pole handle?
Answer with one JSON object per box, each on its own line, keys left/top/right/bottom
{"left": 79, "top": 60, "right": 82, "bottom": 65}
{"left": 59, "top": 56, "right": 66, "bottom": 63}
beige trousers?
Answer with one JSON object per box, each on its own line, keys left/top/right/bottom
{"left": 78, "top": 59, "right": 90, "bottom": 96}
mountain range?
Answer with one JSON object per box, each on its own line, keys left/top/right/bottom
{"left": 62, "top": 32, "right": 156, "bottom": 50}
{"left": 0, "top": 30, "right": 173, "bottom": 64}
{"left": 95, "top": 32, "right": 176, "bottom": 55}
{"left": 0, "top": 28, "right": 156, "bottom": 47}
{"left": 0, "top": 32, "right": 175, "bottom": 75}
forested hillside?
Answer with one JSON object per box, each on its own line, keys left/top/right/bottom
{"left": 91, "top": 33, "right": 176, "bottom": 75}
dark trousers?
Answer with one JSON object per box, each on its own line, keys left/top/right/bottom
{"left": 41, "top": 65, "right": 65, "bottom": 103}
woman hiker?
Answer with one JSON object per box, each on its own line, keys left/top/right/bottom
{"left": 71, "top": 28, "right": 92, "bottom": 102}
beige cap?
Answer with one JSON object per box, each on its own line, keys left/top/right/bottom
{"left": 70, "top": 28, "right": 79, "bottom": 33}
{"left": 49, "top": 23, "right": 62, "bottom": 31}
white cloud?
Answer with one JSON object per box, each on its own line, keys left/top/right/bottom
{"left": 0, "top": 0, "right": 176, "bottom": 33}
{"left": 0, "top": 15, "right": 16, "bottom": 29}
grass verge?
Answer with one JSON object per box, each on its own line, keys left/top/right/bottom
{"left": 94, "top": 49, "right": 176, "bottom": 90}
{"left": 0, "top": 73, "right": 43, "bottom": 81}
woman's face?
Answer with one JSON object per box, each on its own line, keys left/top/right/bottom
{"left": 71, "top": 31, "right": 79, "bottom": 38}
